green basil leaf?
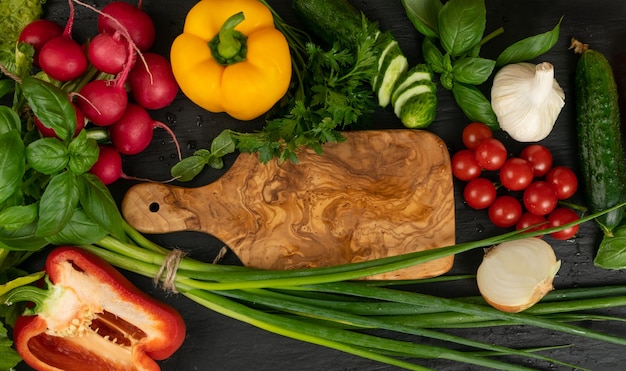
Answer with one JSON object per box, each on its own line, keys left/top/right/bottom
{"left": 401, "top": 0, "right": 443, "bottom": 38}
{"left": 0, "top": 204, "right": 38, "bottom": 231}
{"left": 26, "top": 137, "right": 69, "bottom": 174}
{"left": 452, "top": 82, "right": 499, "bottom": 128}
{"left": 0, "top": 324, "right": 22, "bottom": 370}
{"left": 45, "top": 208, "right": 108, "bottom": 245}
{"left": 68, "top": 130, "right": 99, "bottom": 174}
{"left": 0, "top": 106, "right": 20, "bottom": 134}
{"left": 438, "top": 0, "right": 486, "bottom": 57}
{"left": 210, "top": 130, "right": 236, "bottom": 158}
{"left": 0, "top": 221, "right": 48, "bottom": 251}
{"left": 496, "top": 17, "right": 563, "bottom": 67}
{"left": 594, "top": 234, "right": 626, "bottom": 270}
{"left": 0, "top": 79, "right": 15, "bottom": 102}
{"left": 36, "top": 171, "right": 80, "bottom": 237}
{"left": 171, "top": 155, "right": 209, "bottom": 182}
{"left": 422, "top": 37, "right": 445, "bottom": 73}
{"left": 0, "top": 131, "right": 25, "bottom": 205}
{"left": 452, "top": 56, "right": 495, "bottom": 85}
{"left": 208, "top": 156, "right": 225, "bottom": 170}
{"left": 78, "top": 173, "right": 125, "bottom": 240}
{"left": 21, "top": 76, "right": 76, "bottom": 142}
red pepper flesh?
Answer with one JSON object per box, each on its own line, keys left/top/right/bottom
{"left": 13, "top": 246, "right": 186, "bottom": 371}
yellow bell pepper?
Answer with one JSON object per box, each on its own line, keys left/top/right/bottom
{"left": 170, "top": 0, "right": 292, "bottom": 121}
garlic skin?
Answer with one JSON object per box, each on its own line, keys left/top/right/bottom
{"left": 476, "top": 238, "right": 561, "bottom": 313}
{"left": 491, "top": 62, "right": 565, "bottom": 142}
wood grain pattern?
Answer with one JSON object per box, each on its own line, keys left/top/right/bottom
{"left": 121, "top": 130, "right": 455, "bottom": 279}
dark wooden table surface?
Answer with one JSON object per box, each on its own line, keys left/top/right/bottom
{"left": 19, "top": 0, "right": 626, "bottom": 370}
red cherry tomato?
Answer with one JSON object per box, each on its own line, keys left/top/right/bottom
{"left": 546, "top": 166, "right": 578, "bottom": 200}
{"left": 523, "top": 181, "right": 558, "bottom": 216}
{"left": 516, "top": 212, "right": 548, "bottom": 236}
{"left": 488, "top": 195, "right": 522, "bottom": 228}
{"left": 451, "top": 149, "right": 482, "bottom": 181}
{"left": 475, "top": 138, "right": 507, "bottom": 171}
{"left": 499, "top": 157, "right": 534, "bottom": 191}
{"left": 462, "top": 122, "right": 493, "bottom": 150}
{"left": 519, "top": 144, "right": 553, "bottom": 177}
{"left": 548, "top": 207, "right": 580, "bottom": 240}
{"left": 463, "top": 177, "right": 496, "bottom": 210}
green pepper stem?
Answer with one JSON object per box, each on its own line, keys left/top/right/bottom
{"left": 3, "top": 275, "right": 53, "bottom": 316}
{"left": 210, "top": 12, "right": 248, "bottom": 65}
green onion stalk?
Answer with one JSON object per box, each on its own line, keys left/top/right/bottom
{"left": 73, "top": 202, "right": 626, "bottom": 371}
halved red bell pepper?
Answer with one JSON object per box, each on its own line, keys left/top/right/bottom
{"left": 8, "top": 246, "right": 186, "bottom": 371}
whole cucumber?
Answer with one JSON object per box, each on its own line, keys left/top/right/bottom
{"left": 573, "top": 39, "right": 626, "bottom": 235}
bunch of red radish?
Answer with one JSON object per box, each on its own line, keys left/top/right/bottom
{"left": 452, "top": 122, "right": 581, "bottom": 240}
{"left": 18, "top": 0, "right": 181, "bottom": 184}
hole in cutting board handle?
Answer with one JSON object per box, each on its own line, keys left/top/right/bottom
{"left": 149, "top": 202, "right": 160, "bottom": 212}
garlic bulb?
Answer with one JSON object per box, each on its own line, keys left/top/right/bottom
{"left": 476, "top": 238, "right": 561, "bottom": 313}
{"left": 491, "top": 62, "right": 565, "bottom": 142}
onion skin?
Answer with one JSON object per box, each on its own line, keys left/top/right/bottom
{"left": 476, "top": 238, "right": 561, "bottom": 313}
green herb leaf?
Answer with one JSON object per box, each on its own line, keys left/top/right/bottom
{"left": 26, "top": 137, "right": 69, "bottom": 174}
{"left": 78, "top": 173, "right": 125, "bottom": 240}
{"left": 594, "top": 235, "right": 626, "bottom": 269}
{"left": 0, "top": 204, "right": 37, "bottom": 231}
{"left": 422, "top": 37, "right": 445, "bottom": 73}
{"left": 452, "top": 56, "right": 495, "bottom": 85}
{"left": 0, "top": 105, "right": 20, "bottom": 134}
{"left": 452, "top": 82, "right": 498, "bottom": 128}
{"left": 0, "top": 130, "right": 25, "bottom": 205}
{"left": 0, "top": 323, "right": 22, "bottom": 370}
{"left": 401, "top": 0, "right": 443, "bottom": 38}
{"left": 438, "top": 0, "right": 486, "bottom": 57}
{"left": 46, "top": 208, "right": 108, "bottom": 245}
{"left": 68, "top": 130, "right": 99, "bottom": 174}
{"left": 22, "top": 76, "right": 76, "bottom": 142}
{"left": 171, "top": 155, "right": 209, "bottom": 182}
{"left": 210, "top": 130, "right": 236, "bottom": 158}
{"left": 0, "top": 221, "right": 48, "bottom": 251}
{"left": 0, "top": 270, "right": 44, "bottom": 297}
{"left": 36, "top": 171, "right": 80, "bottom": 237}
{"left": 496, "top": 17, "right": 563, "bottom": 67}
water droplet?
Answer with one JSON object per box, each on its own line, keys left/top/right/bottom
{"left": 165, "top": 112, "right": 177, "bottom": 126}
{"left": 170, "top": 153, "right": 177, "bottom": 159}
{"left": 158, "top": 156, "right": 165, "bottom": 162}
{"left": 195, "top": 115, "right": 203, "bottom": 127}
{"left": 187, "top": 140, "right": 197, "bottom": 150}
{"left": 475, "top": 223, "right": 485, "bottom": 233}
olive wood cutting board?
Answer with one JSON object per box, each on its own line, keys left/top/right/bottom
{"left": 121, "top": 130, "right": 455, "bottom": 280}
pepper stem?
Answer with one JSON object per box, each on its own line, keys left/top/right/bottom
{"left": 209, "top": 12, "right": 248, "bottom": 65}
{"left": 3, "top": 275, "right": 54, "bottom": 316}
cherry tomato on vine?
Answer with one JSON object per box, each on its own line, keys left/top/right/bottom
{"left": 516, "top": 212, "right": 548, "bottom": 236}
{"left": 452, "top": 149, "right": 482, "bottom": 181}
{"left": 499, "top": 157, "right": 534, "bottom": 191}
{"left": 523, "top": 181, "right": 558, "bottom": 216}
{"left": 475, "top": 138, "right": 507, "bottom": 171}
{"left": 462, "top": 122, "right": 492, "bottom": 150}
{"left": 548, "top": 207, "right": 580, "bottom": 240}
{"left": 520, "top": 144, "right": 553, "bottom": 177}
{"left": 546, "top": 166, "right": 578, "bottom": 200}
{"left": 463, "top": 177, "right": 496, "bottom": 209}
{"left": 488, "top": 195, "right": 522, "bottom": 228}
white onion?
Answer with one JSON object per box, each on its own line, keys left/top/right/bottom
{"left": 476, "top": 238, "right": 561, "bottom": 313}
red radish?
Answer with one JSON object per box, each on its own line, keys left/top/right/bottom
{"left": 97, "top": 1, "right": 156, "bottom": 51}
{"left": 87, "top": 32, "right": 132, "bottom": 74}
{"left": 128, "top": 53, "right": 179, "bottom": 110}
{"left": 38, "top": 36, "right": 88, "bottom": 81}
{"left": 75, "top": 79, "right": 128, "bottom": 126}
{"left": 38, "top": 0, "right": 88, "bottom": 81}
{"left": 18, "top": 19, "right": 64, "bottom": 67}
{"left": 34, "top": 103, "right": 86, "bottom": 138}
{"left": 90, "top": 145, "right": 123, "bottom": 185}
{"left": 108, "top": 103, "right": 181, "bottom": 158}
